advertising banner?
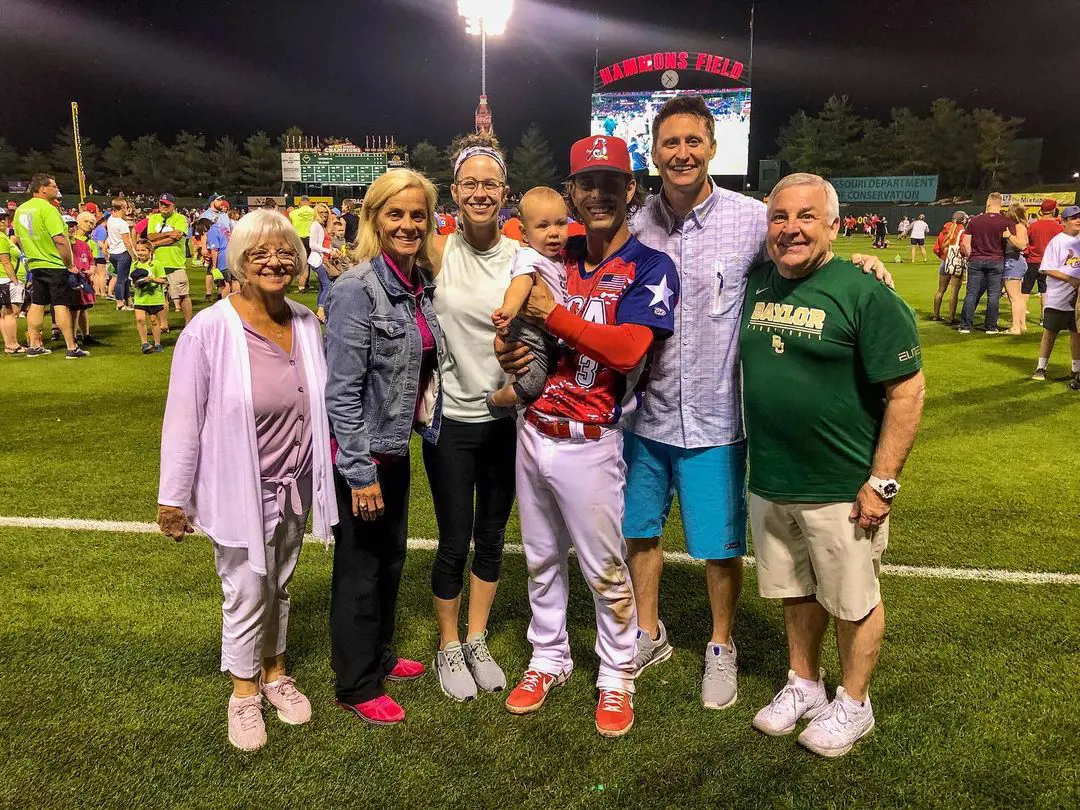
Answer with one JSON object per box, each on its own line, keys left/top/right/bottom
{"left": 1001, "top": 192, "right": 1075, "bottom": 207}
{"left": 830, "top": 175, "right": 939, "bottom": 203}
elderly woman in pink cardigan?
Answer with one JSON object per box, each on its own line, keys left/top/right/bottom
{"left": 157, "top": 209, "right": 337, "bottom": 752}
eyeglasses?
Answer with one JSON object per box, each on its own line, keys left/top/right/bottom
{"left": 456, "top": 179, "right": 505, "bottom": 194}
{"left": 247, "top": 247, "right": 298, "bottom": 265}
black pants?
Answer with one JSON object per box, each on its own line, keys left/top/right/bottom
{"left": 329, "top": 459, "right": 410, "bottom": 704}
{"left": 423, "top": 417, "right": 517, "bottom": 600}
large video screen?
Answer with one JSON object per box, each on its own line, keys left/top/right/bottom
{"left": 590, "top": 88, "right": 752, "bottom": 176}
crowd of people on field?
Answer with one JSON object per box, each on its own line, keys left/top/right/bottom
{"left": 149, "top": 94, "right": 924, "bottom": 761}
{"left": 923, "top": 195, "right": 1080, "bottom": 386}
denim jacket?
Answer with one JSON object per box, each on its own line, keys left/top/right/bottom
{"left": 324, "top": 254, "right": 446, "bottom": 489}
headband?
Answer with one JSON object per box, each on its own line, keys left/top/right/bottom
{"left": 453, "top": 145, "right": 507, "bottom": 180}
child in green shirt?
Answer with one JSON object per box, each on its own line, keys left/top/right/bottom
{"left": 131, "top": 239, "right": 167, "bottom": 354}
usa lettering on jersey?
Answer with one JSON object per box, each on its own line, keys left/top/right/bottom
{"left": 529, "top": 236, "right": 679, "bottom": 426}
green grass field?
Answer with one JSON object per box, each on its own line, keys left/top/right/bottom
{"left": 1, "top": 238, "right": 1078, "bottom": 809}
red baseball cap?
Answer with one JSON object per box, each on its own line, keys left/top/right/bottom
{"left": 84, "top": 201, "right": 100, "bottom": 214}
{"left": 1040, "top": 198, "right": 1058, "bottom": 213}
{"left": 569, "top": 136, "right": 632, "bottom": 178}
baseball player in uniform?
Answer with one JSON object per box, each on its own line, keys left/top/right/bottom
{"left": 500, "top": 136, "right": 680, "bottom": 738}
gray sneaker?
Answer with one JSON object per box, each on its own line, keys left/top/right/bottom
{"left": 633, "top": 620, "right": 673, "bottom": 676}
{"left": 702, "top": 639, "right": 738, "bottom": 710}
{"left": 435, "top": 642, "right": 477, "bottom": 702}
{"left": 463, "top": 631, "right": 507, "bottom": 692}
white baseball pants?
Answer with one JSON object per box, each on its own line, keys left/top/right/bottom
{"left": 212, "top": 507, "right": 307, "bottom": 679}
{"left": 515, "top": 420, "right": 637, "bottom": 693}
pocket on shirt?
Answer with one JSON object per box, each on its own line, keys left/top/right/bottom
{"left": 710, "top": 253, "right": 756, "bottom": 319}
{"left": 371, "top": 315, "right": 407, "bottom": 360}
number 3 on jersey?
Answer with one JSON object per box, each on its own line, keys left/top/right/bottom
{"left": 566, "top": 295, "right": 607, "bottom": 389}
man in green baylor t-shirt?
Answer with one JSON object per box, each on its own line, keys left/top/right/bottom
{"left": 146, "top": 192, "right": 192, "bottom": 329}
{"left": 739, "top": 174, "right": 925, "bottom": 759}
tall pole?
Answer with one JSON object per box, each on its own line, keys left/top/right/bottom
{"left": 481, "top": 25, "right": 487, "bottom": 97}
{"left": 744, "top": 1, "right": 756, "bottom": 194}
{"left": 70, "top": 101, "right": 87, "bottom": 204}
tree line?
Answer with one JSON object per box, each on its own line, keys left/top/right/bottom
{"left": 775, "top": 96, "right": 1027, "bottom": 195}
{"left": 0, "top": 123, "right": 561, "bottom": 199}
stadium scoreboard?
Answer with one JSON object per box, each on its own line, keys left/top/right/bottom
{"left": 281, "top": 152, "right": 388, "bottom": 185}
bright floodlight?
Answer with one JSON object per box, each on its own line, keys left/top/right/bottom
{"left": 458, "top": 0, "right": 514, "bottom": 36}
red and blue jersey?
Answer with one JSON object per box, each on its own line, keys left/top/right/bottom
{"left": 530, "top": 235, "right": 679, "bottom": 426}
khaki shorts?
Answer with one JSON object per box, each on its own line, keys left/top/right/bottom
{"left": 749, "top": 494, "right": 888, "bottom": 621}
{"left": 166, "top": 269, "right": 189, "bottom": 300}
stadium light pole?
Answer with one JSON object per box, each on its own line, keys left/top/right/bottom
{"left": 458, "top": 0, "right": 513, "bottom": 135}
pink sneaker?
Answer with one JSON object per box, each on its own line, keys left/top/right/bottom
{"left": 387, "top": 658, "right": 426, "bottom": 681}
{"left": 261, "top": 676, "right": 311, "bottom": 725}
{"left": 338, "top": 694, "right": 405, "bottom": 726}
{"left": 228, "top": 694, "right": 266, "bottom": 751}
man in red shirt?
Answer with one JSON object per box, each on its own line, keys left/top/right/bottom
{"left": 1023, "top": 199, "right": 1065, "bottom": 323}
{"left": 958, "top": 192, "right": 1013, "bottom": 334}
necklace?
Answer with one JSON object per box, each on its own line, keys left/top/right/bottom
{"left": 236, "top": 295, "right": 289, "bottom": 340}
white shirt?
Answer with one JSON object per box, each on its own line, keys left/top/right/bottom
{"left": 1040, "top": 232, "right": 1080, "bottom": 312}
{"left": 433, "top": 233, "right": 520, "bottom": 422}
{"left": 307, "top": 220, "right": 328, "bottom": 268}
{"left": 106, "top": 216, "right": 131, "bottom": 256}
{"left": 909, "top": 219, "right": 930, "bottom": 240}
{"left": 509, "top": 246, "right": 565, "bottom": 305}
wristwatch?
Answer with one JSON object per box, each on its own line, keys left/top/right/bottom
{"left": 867, "top": 475, "right": 900, "bottom": 500}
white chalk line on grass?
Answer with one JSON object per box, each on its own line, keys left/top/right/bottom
{"left": 2, "top": 515, "right": 1079, "bottom": 587}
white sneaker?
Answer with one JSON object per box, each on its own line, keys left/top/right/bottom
{"left": 752, "top": 669, "right": 828, "bottom": 736}
{"left": 797, "top": 686, "right": 875, "bottom": 758}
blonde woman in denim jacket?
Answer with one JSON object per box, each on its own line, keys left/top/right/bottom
{"left": 324, "top": 169, "right": 446, "bottom": 726}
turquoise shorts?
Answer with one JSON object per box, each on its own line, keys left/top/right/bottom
{"left": 622, "top": 433, "right": 747, "bottom": 560}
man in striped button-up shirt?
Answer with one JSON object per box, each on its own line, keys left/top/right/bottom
{"left": 623, "top": 95, "right": 764, "bottom": 712}
{"left": 625, "top": 95, "right": 888, "bottom": 714}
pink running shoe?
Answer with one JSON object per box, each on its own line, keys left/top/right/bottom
{"left": 261, "top": 676, "right": 312, "bottom": 725}
{"left": 338, "top": 695, "right": 405, "bottom": 726}
{"left": 228, "top": 694, "right": 267, "bottom": 751}
{"left": 387, "top": 658, "right": 426, "bottom": 682}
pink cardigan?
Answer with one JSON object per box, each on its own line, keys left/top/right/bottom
{"left": 158, "top": 297, "right": 338, "bottom": 575}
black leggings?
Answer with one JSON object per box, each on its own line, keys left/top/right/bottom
{"left": 329, "top": 459, "right": 410, "bottom": 704}
{"left": 423, "top": 417, "right": 517, "bottom": 600}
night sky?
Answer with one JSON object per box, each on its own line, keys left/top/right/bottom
{"left": 2, "top": 0, "right": 1076, "bottom": 182}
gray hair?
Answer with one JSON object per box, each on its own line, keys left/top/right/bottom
{"left": 952, "top": 210, "right": 967, "bottom": 223}
{"left": 225, "top": 209, "right": 307, "bottom": 282}
{"left": 768, "top": 173, "right": 840, "bottom": 224}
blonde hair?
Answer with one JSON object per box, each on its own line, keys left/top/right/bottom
{"left": 986, "top": 192, "right": 1003, "bottom": 205}
{"left": 520, "top": 187, "right": 568, "bottom": 225}
{"left": 350, "top": 169, "right": 438, "bottom": 267}
{"left": 76, "top": 211, "right": 96, "bottom": 230}
{"left": 1008, "top": 203, "right": 1027, "bottom": 224}
{"left": 314, "top": 202, "right": 331, "bottom": 224}
{"left": 225, "top": 209, "right": 307, "bottom": 282}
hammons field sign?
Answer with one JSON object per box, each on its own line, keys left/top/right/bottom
{"left": 829, "top": 175, "right": 939, "bottom": 203}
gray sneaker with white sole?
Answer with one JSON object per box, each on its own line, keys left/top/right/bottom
{"left": 463, "top": 631, "right": 507, "bottom": 692}
{"left": 435, "top": 642, "right": 478, "bottom": 702}
{"left": 702, "top": 639, "right": 738, "bottom": 709}
{"left": 633, "top": 620, "right": 673, "bottom": 676}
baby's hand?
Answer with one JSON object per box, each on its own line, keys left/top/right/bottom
{"left": 492, "top": 308, "right": 512, "bottom": 330}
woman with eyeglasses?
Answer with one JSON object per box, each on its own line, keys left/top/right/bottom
{"left": 157, "top": 209, "right": 338, "bottom": 752}
{"left": 422, "top": 135, "right": 520, "bottom": 703}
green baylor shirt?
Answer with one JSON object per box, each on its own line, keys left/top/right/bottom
{"left": 740, "top": 256, "right": 922, "bottom": 502}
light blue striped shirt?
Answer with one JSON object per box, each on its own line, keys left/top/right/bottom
{"left": 629, "top": 183, "right": 767, "bottom": 449}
